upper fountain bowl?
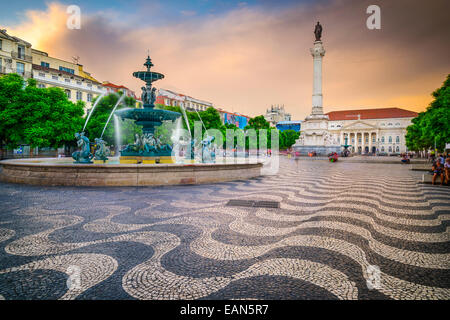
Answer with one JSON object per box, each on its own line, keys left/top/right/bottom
{"left": 133, "top": 55, "right": 164, "bottom": 85}
{"left": 115, "top": 107, "right": 180, "bottom": 122}
{"left": 133, "top": 71, "right": 164, "bottom": 83}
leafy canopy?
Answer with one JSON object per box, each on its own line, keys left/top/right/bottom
{"left": 0, "top": 73, "right": 84, "bottom": 148}
{"left": 406, "top": 74, "right": 450, "bottom": 151}
{"left": 84, "top": 92, "right": 139, "bottom": 146}
{"left": 157, "top": 104, "right": 293, "bottom": 150}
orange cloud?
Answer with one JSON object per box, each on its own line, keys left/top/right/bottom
{"left": 2, "top": 0, "right": 449, "bottom": 119}
{"left": 6, "top": 3, "right": 69, "bottom": 51}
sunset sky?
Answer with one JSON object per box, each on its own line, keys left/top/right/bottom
{"left": 2, "top": 0, "right": 449, "bottom": 119}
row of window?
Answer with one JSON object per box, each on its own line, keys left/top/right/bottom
{"left": 331, "top": 122, "right": 402, "bottom": 128}
{"left": 186, "top": 101, "right": 210, "bottom": 111}
{"left": 36, "top": 84, "right": 94, "bottom": 102}
{"left": 381, "top": 136, "right": 400, "bottom": 143}
{"left": 381, "top": 146, "right": 400, "bottom": 153}
{"left": 59, "top": 66, "right": 75, "bottom": 74}
{"left": 345, "top": 136, "right": 401, "bottom": 143}
{"left": 36, "top": 71, "right": 102, "bottom": 89}
{"left": 40, "top": 62, "right": 75, "bottom": 75}
{"left": 64, "top": 89, "right": 93, "bottom": 102}
{"left": 165, "top": 99, "right": 208, "bottom": 111}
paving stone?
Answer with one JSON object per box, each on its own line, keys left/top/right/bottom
{"left": 0, "top": 158, "right": 448, "bottom": 300}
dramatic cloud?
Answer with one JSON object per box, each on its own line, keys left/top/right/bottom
{"left": 3, "top": 0, "right": 449, "bottom": 119}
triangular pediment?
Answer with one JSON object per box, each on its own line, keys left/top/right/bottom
{"left": 342, "top": 120, "right": 376, "bottom": 130}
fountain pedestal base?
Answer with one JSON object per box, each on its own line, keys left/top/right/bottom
{"left": 94, "top": 159, "right": 109, "bottom": 164}
{"left": 119, "top": 156, "right": 176, "bottom": 164}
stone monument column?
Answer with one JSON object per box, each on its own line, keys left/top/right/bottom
{"left": 293, "top": 22, "right": 340, "bottom": 155}
{"left": 310, "top": 41, "right": 326, "bottom": 115}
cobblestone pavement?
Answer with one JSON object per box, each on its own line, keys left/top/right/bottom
{"left": 0, "top": 159, "right": 448, "bottom": 300}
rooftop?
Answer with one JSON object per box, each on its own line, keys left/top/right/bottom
{"left": 158, "top": 88, "right": 212, "bottom": 106}
{"left": 326, "top": 107, "right": 418, "bottom": 121}
{"left": 0, "top": 29, "right": 32, "bottom": 47}
{"left": 276, "top": 120, "right": 302, "bottom": 125}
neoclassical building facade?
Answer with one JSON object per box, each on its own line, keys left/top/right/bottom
{"left": 325, "top": 108, "right": 418, "bottom": 154}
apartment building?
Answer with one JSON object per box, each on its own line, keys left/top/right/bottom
{"left": 0, "top": 29, "right": 32, "bottom": 79}
{"left": 31, "top": 49, "right": 106, "bottom": 110}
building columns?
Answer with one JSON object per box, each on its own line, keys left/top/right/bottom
{"left": 362, "top": 132, "right": 366, "bottom": 154}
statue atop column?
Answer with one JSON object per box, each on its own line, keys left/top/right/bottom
{"left": 314, "top": 21, "right": 322, "bottom": 41}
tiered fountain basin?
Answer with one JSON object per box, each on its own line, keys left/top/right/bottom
{"left": 0, "top": 157, "right": 263, "bottom": 187}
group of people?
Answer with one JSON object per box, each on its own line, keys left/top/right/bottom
{"left": 431, "top": 153, "right": 450, "bottom": 186}
{"left": 401, "top": 153, "right": 411, "bottom": 164}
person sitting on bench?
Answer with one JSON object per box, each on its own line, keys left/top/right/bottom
{"left": 432, "top": 161, "right": 444, "bottom": 185}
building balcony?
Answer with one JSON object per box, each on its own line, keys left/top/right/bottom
{"left": 33, "top": 71, "right": 107, "bottom": 94}
{"left": 11, "top": 51, "right": 32, "bottom": 62}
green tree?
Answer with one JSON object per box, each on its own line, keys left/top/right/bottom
{"left": 0, "top": 73, "right": 84, "bottom": 149}
{"left": 245, "top": 115, "right": 270, "bottom": 130}
{"left": 199, "top": 107, "right": 223, "bottom": 129}
{"left": 84, "top": 93, "right": 139, "bottom": 146}
{"left": 281, "top": 130, "right": 300, "bottom": 149}
{"left": 242, "top": 115, "right": 275, "bottom": 149}
{"left": 158, "top": 105, "right": 228, "bottom": 142}
{"left": 406, "top": 75, "right": 450, "bottom": 152}
{"left": 155, "top": 120, "right": 177, "bottom": 145}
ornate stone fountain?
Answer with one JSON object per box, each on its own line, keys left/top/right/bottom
{"left": 115, "top": 55, "right": 181, "bottom": 164}
{"left": 0, "top": 55, "right": 263, "bottom": 186}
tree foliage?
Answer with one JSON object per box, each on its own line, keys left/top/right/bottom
{"left": 245, "top": 115, "right": 270, "bottom": 130}
{"left": 406, "top": 74, "right": 450, "bottom": 151}
{"left": 0, "top": 73, "right": 84, "bottom": 148}
{"left": 279, "top": 129, "right": 300, "bottom": 149}
{"left": 157, "top": 105, "right": 298, "bottom": 150}
{"left": 84, "top": 93, "right": 139, "bottom": 146}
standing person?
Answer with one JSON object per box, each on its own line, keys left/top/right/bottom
{"left": 432, "top": 161, "right": 445, "bottom": 185}
{"left": 429, "top": 151, "right": 435, "bottom": 163}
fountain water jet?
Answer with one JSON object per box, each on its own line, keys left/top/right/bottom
{"left": 171, "top": 118, "right": 185, "bottom": 163}
{"left": 179, "top": 104, "right": 192, "bottom": 137}
{"left": 101, "top": 94, "right": 125, "bottom": 139}
{"left": 114, "top": 114, "right": 122, "bottom": 154}
{"left": 82, "top": 92, "right": 105, "bottom": 132}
